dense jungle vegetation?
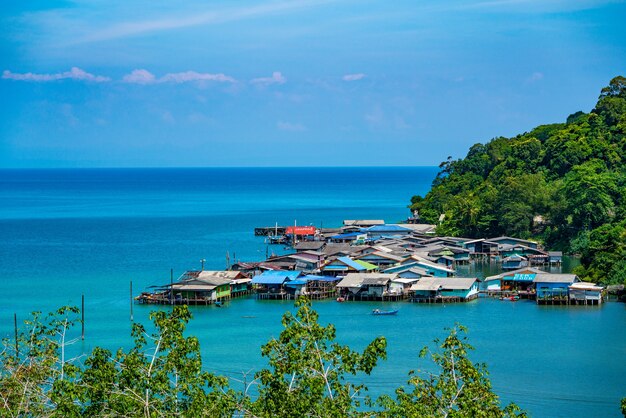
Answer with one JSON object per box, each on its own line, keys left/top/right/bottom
{"left": 410, "top": 76, "right": 626, "bottom": 285}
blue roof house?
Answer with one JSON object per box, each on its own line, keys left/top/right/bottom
{"left": 534, "top": 273, "right": 579, "bottom": 304}
{"left": 252, "top": 270, "right": 303, "bottom": 299}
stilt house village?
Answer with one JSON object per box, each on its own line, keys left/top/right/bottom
{"left": 137, "top": 220, "right": 605, "bottom": 307}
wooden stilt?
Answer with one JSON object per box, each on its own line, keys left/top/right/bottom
{"left": 14, "top": 313, "right": 18, "bottom": 356}
{"left": 81, "top": 294, "right": 85, "bottom": 340}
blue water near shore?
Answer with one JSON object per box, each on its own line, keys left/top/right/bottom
{"left": 0, "top": 167, "right": 624, "bottom": 417}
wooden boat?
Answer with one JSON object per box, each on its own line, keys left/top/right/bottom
{"left": 336, "top": 297, "right": 345, "bottom": 302}
{"left": 215, "top": 301, "right": 223, "bottom": 307}
{"left": 372, "top": 309, "right": 399, "bottom": 316}
{"left": 499, "top": 295, "right": 520, "bottom": 302}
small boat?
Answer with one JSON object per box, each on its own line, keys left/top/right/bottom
{"left": 336, "top": 297, "right": 345, "bottom": 303}
{"left": 215, "top": 301, "right": 223, "bottom": 307}
{"left": 499, "top": 295, "right": 520, "bottom": 302}
{"left": 372, "top": 309, "right": 399, "bottom": 316}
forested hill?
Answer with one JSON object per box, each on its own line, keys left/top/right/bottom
{"left": 410, "top": 76, "right": 626, "bottom": 285}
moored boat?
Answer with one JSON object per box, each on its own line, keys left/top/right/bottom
{"left": 372, "top": 309, "right": 399, "bottom": 315}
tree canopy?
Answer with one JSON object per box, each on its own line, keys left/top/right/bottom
{"left": 1, "top": 300, "right": 527, "bottom": 417}
{"left": 410, "top": 76, "right": 626, "bottom": 285}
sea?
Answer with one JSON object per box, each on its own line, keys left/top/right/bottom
{"left": 0, "top": 167, "right": 624, "bottom": 417}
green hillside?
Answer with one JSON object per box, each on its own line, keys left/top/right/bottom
{"left": 411, "top": 76, "right": 626, "bottom": 285}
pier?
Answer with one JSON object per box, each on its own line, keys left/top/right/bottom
{"left": 254, "top": 226, "right": 287, "bottom": 236}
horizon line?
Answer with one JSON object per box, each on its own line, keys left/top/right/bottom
{"left": 0, "top": 165, "right": 442, "bottom": 170}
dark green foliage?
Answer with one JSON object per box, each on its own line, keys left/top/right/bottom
{"left": 410, "top": 76, "right": 626, "bottom": 284}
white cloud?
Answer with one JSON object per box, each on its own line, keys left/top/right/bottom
{"left": 160, "top": 71, "right": 235, "bottom": 83}
{"left": 122, "top": 69, "right": 157, "bottom": 84}
{"left": 528, "top": 72, "right": 544, "bottom": 82}
{"left": 2, "top": 67, "right": 110, "bottom": 82}
{"left": 277, "top": 121, "right": 305, "bottom": 132}
{"left": 342, "top": 73, "right": 365, "bottom": 81}
{"left": 251, "top": 72, "right": 286, "bottom": 86}
{"left": 122, "top": 69, "right": 235, "bottom": 84}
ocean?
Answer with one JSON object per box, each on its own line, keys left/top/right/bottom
{"left": 0, "top": 167, "right": 624, "bottom": 417}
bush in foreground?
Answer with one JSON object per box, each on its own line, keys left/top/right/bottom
{"left": 1, "top": 299, "right": 527, "bottom": 417}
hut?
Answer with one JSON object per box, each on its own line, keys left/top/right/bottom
{"left": 364, "top": 224, "right": 413, "bottom": 239}
{"left": 410, "top": 277, "right": 478, "bottom": 303}
{"left": 319, "top": 256, "right": 377, "bottom": 276}
{"left": 502, "top": 254, "right": 528, "bottom": 270}
{"left": 484, "top": 267, "right": 546, "bottom": 295}
{"left": 548, "top": 251, "right": 563, "bottom": 264}
{"left": 388, "top": 277, "right": 420, "bottom": 298}
{"left": 534, "top": 273, "right": 579, "bottom": 305}
{"left": 490, "top": 236, "right": 539, "bottom": 249}
{"left": 335, "top": 273, "right": 397, "bottom": 300}
{"left": 251, "top": 270, "right": 303, "bottom": 299}
{"left": 168, "top": 270, "right": 236, "bottom": 305}
{"left": 399, "top": 255, "right": 455, "bottom": 277}
{"left": 568, "top": 282, "right": 604, "bottom": 305}
{"left": 301, "top": 274, "right": 341, "bottom": 299}
{"left": 353, "top": 251, "right": 405, "bottom": 267}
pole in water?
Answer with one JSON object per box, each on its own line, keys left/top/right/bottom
{"left": 130, "top": 280, "right": 134, "bottom": 322}
{"left": 81, "top": 294, "right": 85, "bottom": 340}
{"left": 13, "top": 313, "right": 18, "bottom": 356}
{"left": 170, "top": 268, "right": 174, "bottom": 305}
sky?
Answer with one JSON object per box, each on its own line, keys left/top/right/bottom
{"left": 1, "top": 0, "right": 625, "bottom": 167}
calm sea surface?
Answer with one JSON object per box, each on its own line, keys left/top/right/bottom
{"left": 0, "top": 167, "right": 624, "bottom": 417}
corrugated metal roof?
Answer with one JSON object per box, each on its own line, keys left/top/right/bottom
{"left": 336, "top": 273, "right": 397, "bottom": 288}
{"left": 391, "top": 277, "right": 420, "bottom": 284}
{"left": 171, "top": 283, "right": 217, "bottom": 292}
{"left": 302, "top": 274, "right": 341, "bottom": 282}
{"left": 362, "top": 277, "right": 390, "bottom": 286}
{"left": 533, "top": 274, "right": 578, "bottom": 284}
{"left": 410, "top": 277, "right": 477, "bottom": 291}
{"left": 251, "top": 270, "right": 302, "bottom": 285}
{"left": 366, "top": 224, "right": 412, "bottom": 233}
{"left": 410, "top": 278, "right": 443, "bottom": 291}
{"left": 484, "top": 267, "right": 547, "bottom": 282}
{"left": 441, "top": 278, "right": 477, "bottom": 289}
{"left": 354, "top": 259, "right": 378, "bottom": 270}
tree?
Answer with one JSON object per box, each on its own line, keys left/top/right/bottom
{"left": 251, "top": 297, "right": 387, "bottom": 417}
{"left": 78, "top": 305, "right": 238, "bottom": 417}
{"left": 377, "top": 325, "right": 526, "bottom": 418}
{"left": 0, "top": 306, "right": 82, "bottom": 416}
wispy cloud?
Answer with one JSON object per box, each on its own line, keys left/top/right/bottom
{"left": 277, "top": 121, "right": 305, "bottom": 132}
{"left": 342, "top": 73, "right": 365, "bottom": 81}
{"left": 251, "top": 72, "right": 286, "bottom": 86}
{"left": 122, "top": 69, "right": 156, "bottom": 84}
{"left": 122, "top": 69, "right": 236, "bottom": 84}
{"left": 2, "top": 67, "right": 110, "bottom": 82}
{"left": 527, "top": 71, "right": 544, "bottom": 82}
{"left": 71, "top": 0, "right": 335, "bottom": 44}
{"left": 161, "top": 71, "right": 235, "bottom": 83}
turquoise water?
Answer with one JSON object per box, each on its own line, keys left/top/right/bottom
{"left": 0, "top": 167, "right": 624, "bottom": 417}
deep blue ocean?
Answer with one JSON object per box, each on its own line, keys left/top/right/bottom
{"left": 0, "top": 167, "right": 624, "bottom": 417}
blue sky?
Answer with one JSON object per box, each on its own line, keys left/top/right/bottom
{"left": 1, "top": 0, "right": 625, "bottom": 167}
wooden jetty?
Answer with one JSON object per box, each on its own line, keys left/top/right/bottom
{"left": 254, "top": 226, "right": 287, "bottom": 236}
